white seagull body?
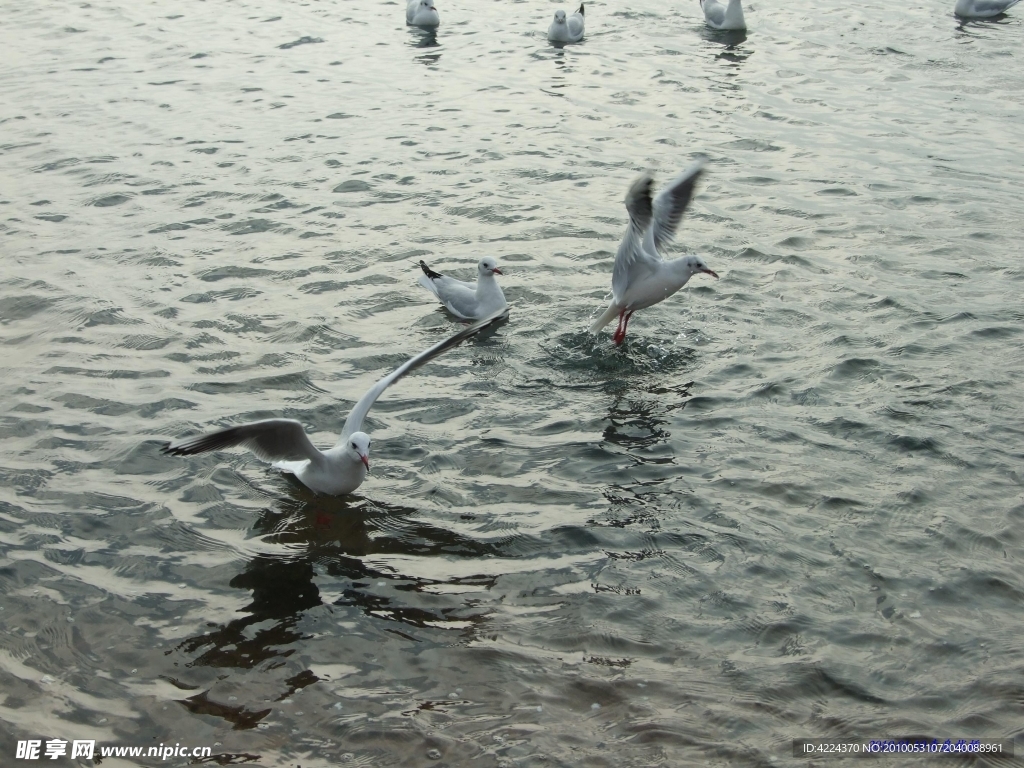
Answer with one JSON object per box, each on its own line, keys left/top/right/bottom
{"left": 954, "top": 0, "right": 1021, "bottom": 16}
{"left": 162, "top": 312, "right": 503, "bottom": 495}
{"left": 407, "top": 0, "right": 440, "bottom": 27}
{"left": 700, "top": 0, "right": 746, "bottom": 30}
{"left": 548, "top": 3, "right": 585, "bottom": 43}
{"left": 418, "top": 258, "right": 508, "bottom": 321}
{"left": 590, "top": 161, "right": 719, "bottom": 345}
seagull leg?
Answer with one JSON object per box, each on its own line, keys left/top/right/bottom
{"left": 614, "top": 310, "right": 634, "bottom": 346}
{"left": 612, "top": 310, "right": 626, "bottom": 345}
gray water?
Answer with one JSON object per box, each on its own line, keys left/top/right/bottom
{"left": 2, "top": 0, "right": 1023, "bottom": 765}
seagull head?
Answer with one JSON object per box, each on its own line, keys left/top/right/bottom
{"left": 553, "top": 9, "right": 567, "bottom": 23}
{"left": 420, "top": 0, "right": 436, "bottom": 10}
{"left": 684, "top": 255, "right": 719, "bottom": 280}
{"left": 479, "top": 257, "right": 504, "bottom": 276}
{"left": 346, "top": 432, "right": 372, "bottom": 471}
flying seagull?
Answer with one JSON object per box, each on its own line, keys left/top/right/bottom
{"left": 162, "top": 310, "right": 504, "bottom": 495}
{"left": 590, "top": 161, "right": 719, "bottom": 345}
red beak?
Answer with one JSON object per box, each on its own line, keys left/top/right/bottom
{"left": 492, "top": 267, "right": 503, "bottom": 275}
{"left": 702, "top": 268, "right": 719, "bottom": 279}
{"left": 360, "top": 455, "right": 370, "bottom": 471}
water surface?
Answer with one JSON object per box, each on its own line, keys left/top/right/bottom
{"left": 2, "top": 0, "right": 1023, "bottom": 765}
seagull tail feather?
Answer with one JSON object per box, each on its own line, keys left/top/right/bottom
{"left": 590, "top": 303, "right": 619, "bottom": 334}
{"left": 417, "top": 273, "right": 441, "bottom": 298}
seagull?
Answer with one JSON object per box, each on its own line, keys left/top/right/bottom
{"left": 407, "top": 0, "right": 440, "bottom": 27}
{"left": 700, "top": 0, "right": 746, "bottom": 30}
{"left": 590, "top": 161, "right": 719, "bottom": 345}
{"left": 417, "top": 258, "right": 508, "bottom": 321}
{"left": 954, "top": 0, "right": 1021, "bottom": 16}
{"left": 548, "top": 3, "right": 585, "bottom": 43}
{"left": 161, "top": 311, "right": 504, "bottom": 495}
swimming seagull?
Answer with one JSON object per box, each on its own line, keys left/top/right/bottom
{"left": 417, "top": 258, "right": 508, "bottom": 321}
{"left": 590, "top": 161, "right": 719, "bottom": 345}
{"left": 548, "top": 3, "right": 585, "bottom": 43}
{"left": 700, "top": 0, "right": 746, "bottom": 30}
{"left": 407, "top": 0, "right": 440, "bottom": 27}
{"left": 954, "top": 0, "right": 1021, "bottom": 16}
{"left": 161, "top": 311, "right": 504, "bottom": 495}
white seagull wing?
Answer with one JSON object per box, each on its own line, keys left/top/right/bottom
{"left": 568, "top": 6, "right": 585, "bottom": 39}
{"left": 702, "top": 0, "right": 727, "bottom": 26}
{"left": 163, "top": 419, "right": 323, "bottom": 463}
{"left": 642, "top": 159, "right": 706, "bottom": 256}
{"left": 974, "top": 0, "right": 1021, "bottom": 12}
{"left": 339, "top": 308, "right": 505, "bottom": 440}
{"left": 611, "top": 174, "right": 657, "bottom": 301}
{"left": 431, "top": 278, "right": 480, "bottom": 319}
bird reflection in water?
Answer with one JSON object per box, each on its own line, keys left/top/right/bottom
{"left": 597, "top": 381, "right": 696, "bottom": 529}
{"left": 702, "top": 27, "right": 750, "bottom": 65}
{"left": 602, "top": 380, "right": 694, "bottom": 454}
{"left": 173, "top": 494, "right": 499, "bottom": 679}
{"left": 407, "top": 27, "right": 441, "bottom": 65}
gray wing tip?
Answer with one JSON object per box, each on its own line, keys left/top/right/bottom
{"left": 625, "top": 174, "right": 655, "bottom": 227}
{"left": 664, "top": 158, "right": 708, "bottom": 196}
{"left": 683, "top": 156, "right": 708, "bottom": 178}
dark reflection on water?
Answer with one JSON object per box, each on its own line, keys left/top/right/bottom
{"left": 178, "top": 495, "right": 504, "bottom": 668}
{"left": 702, "top": 27, "right": 749, "bottom": 50}
{"left": 602, "top": 381, "right": 693, "bottom": 452}
{"left": 407, "top": 27, "right": 439, "bottom": 49}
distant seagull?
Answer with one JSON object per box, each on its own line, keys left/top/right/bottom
{"left": 548, "top": 3, "right": 585, "bottom": 43}
{"left": 954, "top": 0, "right": 1021, "bottom": 16}
{"left": 700, "top": 0, "right": 746, "bottom": 30}
{"left": 590, "top": 162, "right": 719, "bottom": 345}
{"left": 162, "top": 311, "right": 504, "bottom": 495}
{"left": 407, "top": 0, "right": 440, "bottom": 27}
{"left": 418, "top": 258, "right": 508, "bottom": 321}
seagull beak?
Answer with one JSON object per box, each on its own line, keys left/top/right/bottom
{"left": 360, "top": 453, "right": 370, "bottom": 471}
{"left": 702, "top": 268, "right": 719, "bottom": 279}
{"left": 492, "top": 267, "right": 503, "bottom": 275}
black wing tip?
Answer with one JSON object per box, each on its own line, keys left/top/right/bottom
{"left": 419, "top": 260, "right": 443, "bottom": 280}
{"left": 161, "top": 430, "right": 235, "bottom": 456}
{"left": 578, "top": 2, "right": 584, "bottom": 15}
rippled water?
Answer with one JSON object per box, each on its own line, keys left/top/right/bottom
{"left": 2, "top": 0, "right": 1023, "bottom": 765}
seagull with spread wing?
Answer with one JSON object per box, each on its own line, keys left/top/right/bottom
{"left": 590, "top": 161, "right": 719, "bottom": 345}
{"left": 162, "top": 311, "right": 503, "bottom": 495}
